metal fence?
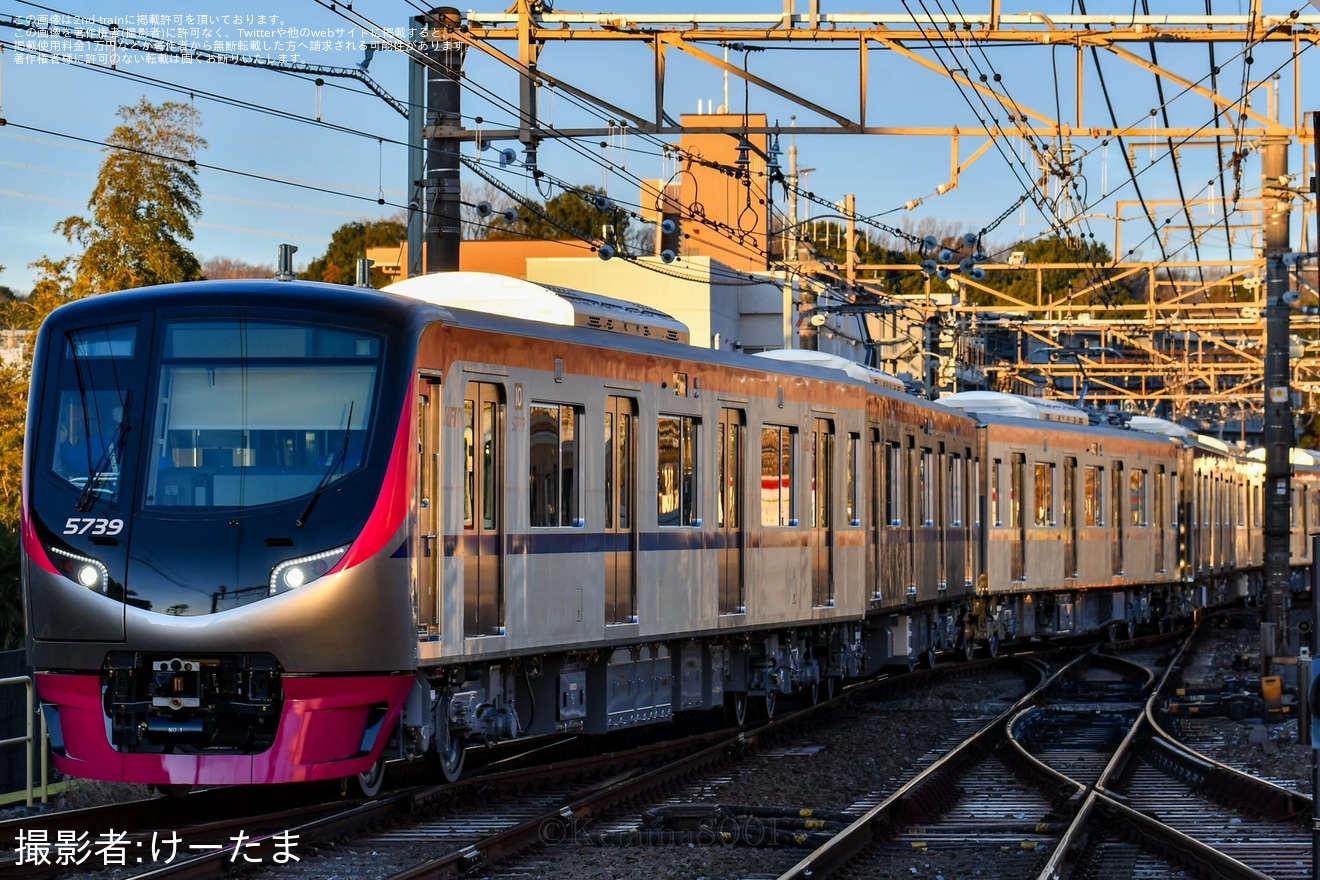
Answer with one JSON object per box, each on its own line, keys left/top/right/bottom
{"left": 1, "top": 649, "right": 49, "bottom": 805}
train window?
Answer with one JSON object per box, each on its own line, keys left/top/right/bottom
{"left": 1130, "top": 469, "right": 1148, "bottom": 527}
{"left": 761, "top": 425, "right": 795, "bottom": 527}
{"left": 145, "top": 320, "right": 380, "bottom": 509}
{"left": 970, "top": 451, "right": 981, "bottom": 529}
{"left": 886, "top": 442, "right": 904, "bottom": 527}
{"left": 658, "top": 415, "right": 699, "bottom": 527}
{"left": 846, "top": 433, "right": 860, "bottom": 526}
{"left": 1084, "top": 466, "right": 1102, "bottom": 526}
{"left": 1009, "top": 454, "right": 1024, "bottom": 530}
{"left": 1034, "top": 462, "right": 1054, "bottom": 527}
{"left": 529, "top": 403, "right": 581, "bottom": 527}
{"left": 989, "top": 458, "right": 1002, "bottom": 527}
{"left": 1112, "top": 463, "right": 1124, "bottom": 527}
{"left": 948, "top": 453, "right": 964, "bottom": 528}
{"left": 1172, "top": 472, "right": 1181, "bottom": 527}
{"left": 919, "top": 449, "right": 935, "bottom": 527}
{"left": 48, "top": 324, "right": 138, "bottom": 499}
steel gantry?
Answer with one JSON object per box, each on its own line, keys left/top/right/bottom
{"left": 320, "top": 2, "right": 1320, "bottom": 420}
{"left": 426, "top": 2, "right": 1319, "bottom": 144}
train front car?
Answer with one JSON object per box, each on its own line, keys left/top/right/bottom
{"left": 22, "top": 280, "right": 420, "bottom": 789}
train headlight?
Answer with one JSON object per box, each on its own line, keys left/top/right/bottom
{"left": 269, "top": 545, "right": 349, "bottom": 596}
{"left": 48, "top": 546, "right": 109, "bottom": 594}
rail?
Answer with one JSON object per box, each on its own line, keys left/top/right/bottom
{"left": 1, "top": 675, "right": 48, "bottom": 807}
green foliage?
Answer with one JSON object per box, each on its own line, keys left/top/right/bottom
{"left": 487, "top": 186, "right": 631, "bottom": 250}
{"left": 201, "top": 256, "right": 274, "bottom": 280}
{"left": 974, "top": 236, "right": 1131, "bottom": 309}
{"left": 0, "top": 258, "right": 84, "bottom": 649}
{"left": 802, "top": 222, "right": 906, "bottom": 279}
{"left": 302, "top": 217, "right": 407, "bottom": 288}
{"left": 0, "top": 365, "right": 23, "bottom": 650}
{"left": 55, "top": 99, "right": 207, "bottom": 294}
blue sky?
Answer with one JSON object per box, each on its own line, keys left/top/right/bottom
{"left": 1, "top": 1, "right": 1316, "bottom": 295}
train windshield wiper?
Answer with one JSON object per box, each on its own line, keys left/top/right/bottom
{"left": 295, "top": 402, "right": 354, "bottom": 529}
{"left": 76, "top": 404, "right": 130, "bottom": 512}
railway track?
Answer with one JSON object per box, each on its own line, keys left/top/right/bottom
{"left": 2, "top": 726, "right": 734, "bottom": 880}
{"left": 482, "top": 659, "right": 1044, "bottom": 879}
{"left": 778, "top": 622, "right": 1316, "bottom": 880}
{"left": 2, "top": 657, "right": 1041, "bottom": 880}
{"left": 12, "top": 627, "right": 1301, "bottom": 880}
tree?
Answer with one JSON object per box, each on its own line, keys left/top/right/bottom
{"left": 0, "top": 257, "right": 85, "bottom": 648}
{"left": 487, "top": 185, "right": 633, "bottom": 252}
{"left": 302, "top": 216, "right": 407, "bottom": 288}
{"left": 201, "top": 256, "right": 274, "bottom": 280}
{"left": 55, "top": 98, "right": 206, "bottom": 295}
{"left": 974, "top": 235, "right": 1130, "bottom": 309}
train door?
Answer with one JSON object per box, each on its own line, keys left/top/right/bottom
{"left": 416, "top": 373, "right": 442, "bottom": 638}
{"left": 950, "top": 451, "right": 971, "bottom": 588}
{"left": 906, "top": 436, "right": 917, "bottom": 595}
{"left": 936, "top": 445, "right": 947, "bottom": 591}
{"left": 1155, "top": 465, "right": 1166, "bottom": 572}
{"left": 1010, "top": 453, "right": 1025, "bottom": 582}
{"left": 717, "top": 408, "right": 745, "bottom": 614}
{"left": 463, "top": 382, "right": 504, "bottom": 637}
{"left": 810, "top": 418, "right": 834, "bottom": 606}
{"left": 1063, "top": 457, "right": 1077, "bottom": 578}
{"left": 605, "top": 396, "right": 637, "bottom": 624}
{"left": 1111, "top": 462, "right": 1124, "bottom": 576}
{"left": 868, "top": 429, "right": 883, "bottom": 599}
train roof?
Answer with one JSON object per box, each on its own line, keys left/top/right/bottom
{"left": 1127, "top": 415, "right": 1193, "bottom": 437}
{"left": 1247, "top": 447, "right": 1318, "bottom": 466}
{"left": 383, "top": 272, "right": 690, "bottom": 344}
{"left": 934, "top": 391, "right": 1090, "bottom": 425}
{"left": 752, "top": 349, "right": 907, "bottom": 392}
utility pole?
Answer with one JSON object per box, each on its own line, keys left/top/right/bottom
{"left": 421, "top": 7, "right": 465, "bottom": 274}
{"left": 1262, "top": 132, "right": 1293, "bottom": 664}
{"left": 787, "top": 137, "right": 799, "bottom": 263}
{"left": 845, "top": 193, "right": 857, "bottom": 287}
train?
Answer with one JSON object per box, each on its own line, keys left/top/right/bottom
{"left": 21, "top": 271, "right": 1316, "bottom": 796}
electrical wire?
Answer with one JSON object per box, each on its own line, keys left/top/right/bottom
{"left": 1, "top": 118, "right": 410, "bottom": 210}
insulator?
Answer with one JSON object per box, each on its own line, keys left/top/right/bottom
{"left": 660, "top": 249, "right": 676, "bottom": 263}
{"left": 939, "top": 249, "right": 953, "bottom": 262}
{"left": 661, "top": 219, "right": 677, "bottom": 234}
{"left": 501, "top": 209, "right": 518, "bottom": 223}
{"left": 959, "top": 257, "right": 975, "bottom": 273}
{"left": 923, "top": 236, "right": 939, "bottom": 249}
{"left": 735, "top": 137, "right": 753, "bottom": 169}
{"left": 593, "top": 194, "right": 613, "bottom": 211}
{"left": 476, "top": 201, "right": 492, "bottom": 217}
{"left": 937, "top": 266, "right": 952, "bottom": 281}
{"left": 973, "top": 250, "right": 986, "bottom": 262}
{"left": 598, "top": 244, "right": 615, "bottom": 260}
{"left": 970, "top": 266, "right": 986, "bottom": 281}
{"left": 963, "top": 233, "right": 978, "bottom": 248}
{"left": 499, "top": 147, "right": 518, "bottom": 167}
{"left": 921, "top": 259, "right": 937, "bottom": 275}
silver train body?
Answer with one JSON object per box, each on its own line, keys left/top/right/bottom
{"left": 21, "top": 272, "right": 1309, "bottom": 787}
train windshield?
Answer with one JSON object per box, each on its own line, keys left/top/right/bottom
{"left": 145, "top": 319, "right": 382, "bottom": 510}
{"left": 48, "top": 325, "right": 138, "bottom": 505}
